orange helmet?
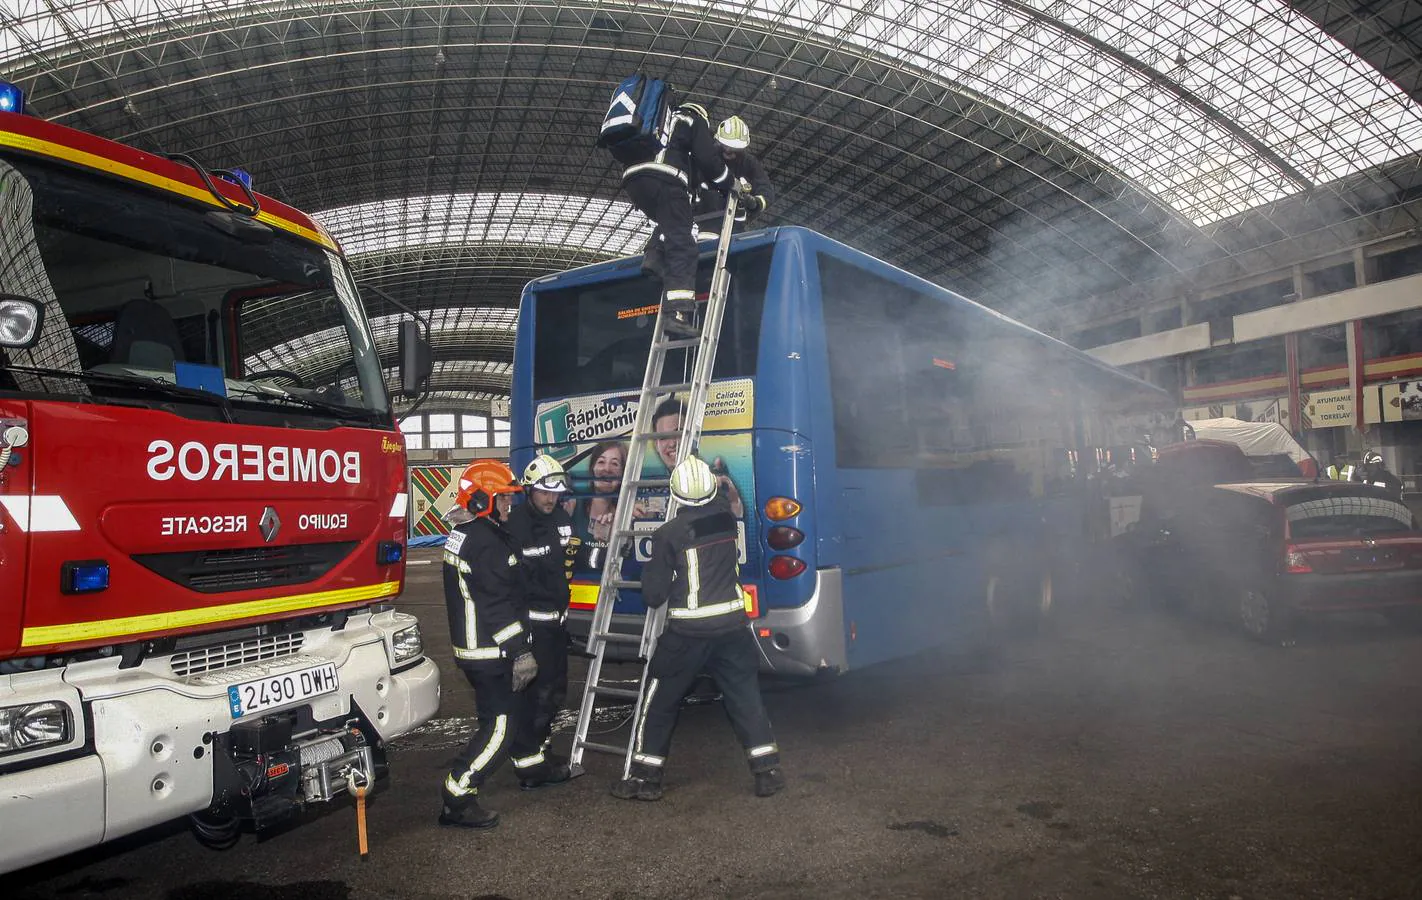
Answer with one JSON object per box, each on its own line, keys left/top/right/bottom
{"left": 455, "top": 460, "right": 521, "bottom": 518}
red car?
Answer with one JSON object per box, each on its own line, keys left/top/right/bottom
{"left": 1128, "top": 462, "right": 1422, "bottom": 641}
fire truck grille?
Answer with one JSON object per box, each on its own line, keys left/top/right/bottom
{"left": 171, "top": 632, "right": 306, "bottom": 678}
{"left": 132, "top": 542, "right": 358, "bottom": 594}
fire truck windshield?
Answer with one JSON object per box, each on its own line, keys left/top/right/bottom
{"left": 0, "top": 151, "right": 389, "bottom": 425}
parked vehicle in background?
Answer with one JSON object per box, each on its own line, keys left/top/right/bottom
{"left": 1126, "top": 477, "right": 1422, "bottom": 642}
{"left": 1184, "top": 417, "right": 1317, "bottom": 478}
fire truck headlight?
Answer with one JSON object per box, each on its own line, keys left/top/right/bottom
{"left": 0, "top": 701, "right": 72, "bottom": 754}
{"left": 0, "top": 295, "right": 44, "bottom": 349}
{"left": 390, "top": 624, "right": 424, "bottom": 664}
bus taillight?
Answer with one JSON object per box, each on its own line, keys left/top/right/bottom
{"left": 764, "top": 496, "right": 801, "bottom": 521}
{"left": 768, "top": 555, "right": 806, "bottom": 580}
{"left": 767, "top": 526, "right": 804, "bottom": 550}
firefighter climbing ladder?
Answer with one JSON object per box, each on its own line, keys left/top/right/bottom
{"left": 568, "top": 193, "right": 741, "bottom": 778}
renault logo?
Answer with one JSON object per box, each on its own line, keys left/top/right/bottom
{"left": 259, "top": 506, "right": 281, "bottom": 543}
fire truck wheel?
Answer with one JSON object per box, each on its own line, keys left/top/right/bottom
{"left": 189, "top": 810, "right": 242, "bottom": 850}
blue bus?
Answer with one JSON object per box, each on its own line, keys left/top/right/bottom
{"left": 511, "top": 226, "right": 1169, "bottom": 676}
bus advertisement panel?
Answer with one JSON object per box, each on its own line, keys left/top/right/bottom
{"left": 535, "top": 378, "right": 760, "bottom": 616}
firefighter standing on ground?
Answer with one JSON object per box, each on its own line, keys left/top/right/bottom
{"left": 439, "top": 460, "right": 570, "bottom": 830}
{"left": 694, "top": 116, "right": 775, "bottom": 240}
{"left": 622, "top": 100, "right": 736, "bottom": 338}
{"left": 1353, "top": 450, "right": 1404, "bottom": 498}
{"left": 612, "top": 455, "right": 785, "bottom": 801}
{"left": 504, "top": 455, "right": 605, "bottom": 759}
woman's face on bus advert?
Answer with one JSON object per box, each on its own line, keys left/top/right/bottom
{"left": 592, "top": 445, "right": 625, "bottom": 492}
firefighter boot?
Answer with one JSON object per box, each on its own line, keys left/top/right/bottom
{"left": 438, "top": 792, "right": 499, "bottom": 829}
{"left": 753, "top": 768, "right": 785, "bottom": 798}
{"left": 518, "top": 759, "right": 572, "bottom": 791}
{"left": 660, "top": 300, "right": 699, "bottom": 339}
{"left": 611, "top": 763, "right": 664, "bottom": 802}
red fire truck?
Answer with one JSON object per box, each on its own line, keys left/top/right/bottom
{"left": 0, "top": 84, "right": 440, "bottom": 873}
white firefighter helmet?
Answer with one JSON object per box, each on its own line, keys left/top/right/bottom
{"left": 716, "top": 115, "right": 750, "bottom": 149}
{"left": 521, "top": 454, "right": 570, "bottom": 493}
{"left": 670, "top": 455, "right": 718, "bottom": 506}
{"left": 1363, "top": 449, "right": 1383, "bottom": 466}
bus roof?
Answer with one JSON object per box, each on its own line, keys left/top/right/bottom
{"left": 523, "top": 225, "right": 1171, "bottom": 412}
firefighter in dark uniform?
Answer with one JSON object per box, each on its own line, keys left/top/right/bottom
{"left": 504, "top": 455, "right": 605, "bottom": 760}
{"left": 612, "top": 456, "right": 785, "bottom": 801}
{"left": 693, "top": 115, "right": 775, "bottom": 239}
{"left": 623, "top": 99, "right": 736, "bottom": 338}
{"left": 1353, "top": 450, "right": 1404, "bottom": 499}
{"left": 439, "top": 460, "right": 569, "bottom": 830}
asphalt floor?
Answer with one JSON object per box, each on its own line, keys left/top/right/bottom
{"left": 11, "top": 547, "right": 1422, "bottom": 899}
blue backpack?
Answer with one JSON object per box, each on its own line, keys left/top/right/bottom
{"left": 598, "top": 74, "right": 674, "bottom": 163}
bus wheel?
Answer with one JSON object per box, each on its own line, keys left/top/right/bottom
{"left": 986, "top": 568, "right": 1053, "bottom": 634}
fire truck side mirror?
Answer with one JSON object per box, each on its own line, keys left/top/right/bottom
{"left": 0, "top": 294, "right": 44, "bottom": 349}
{"left": 398, "top": 319, "right": 433, "bottom": 398}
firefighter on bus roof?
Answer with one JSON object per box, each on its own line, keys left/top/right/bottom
{"left": 622, "top": 100, "right": 735, "bottom": 339}
{"left": 612, "top": 455, "right": 785, "bottom": 802}
{"left": 504, "top": 455, "right": 606, "bottom": 766}
{"left": 693, "top": 115, "right": 775, "bottom": 240}
{"left": 439, "top": 460, "right": 569, "bottom": 830}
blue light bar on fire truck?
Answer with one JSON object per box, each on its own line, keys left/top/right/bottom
{"left": 0, "top": 81, "right": 25, "bottom": 116}
{"left": 217, "top": 167, "right": 253, "bottom": 189}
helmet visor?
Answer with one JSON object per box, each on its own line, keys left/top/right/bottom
{"left": 528, "top": 472, "right": 570, "bottom": 493}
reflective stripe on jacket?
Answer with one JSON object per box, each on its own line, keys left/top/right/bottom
{"left": 504, "top": 503, "right": 603, "bottom": 623}
{"left": 442, "top": 518, "right": 529, "bottom": 662}
{"left": 622, "top": 106, "right": 732, "bottom": 194}
{"left": 642, "top": 495, "right": 749, "bottom": 637}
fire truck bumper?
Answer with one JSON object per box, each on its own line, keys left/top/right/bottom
{"left": 0, "top": 608, "right": 440, "bottom": 875}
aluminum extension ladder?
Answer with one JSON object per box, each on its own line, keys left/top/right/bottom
{"left": 568, "top": 192, "right": 741, "bottom": 778}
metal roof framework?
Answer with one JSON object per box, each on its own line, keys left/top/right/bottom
{"left": 5, "top": 0, "right": 1422, "bottom": 410}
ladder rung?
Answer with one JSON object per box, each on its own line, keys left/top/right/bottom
{"left": 629, "top": 477, "right": 669, "bottom": 487}
{"left": 611, "top": 579, "right": 642, "bottom": 590}
{"left": 593, "top": 685, "right": 641, "bottom": 700}
{"left": 654, "top": 337, "right": 701, "bottom": 351}
{"left": 578, "top": 740, "right": 630, "bottom": 756}
{"left": 639, "top": 430, "right": 690, "bottom": 441}
{"left": 647, "top": 382, "right": 692, "bottom": 395}
{"left": 593, "top": 631, "right": 642, "bottom": 644}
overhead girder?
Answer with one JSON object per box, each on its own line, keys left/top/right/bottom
{"left": 4, "top": 0, "right": 1422, "bottom": 401}
{"left": 6, "top": 3, "right": 1206, "bottom": 317}
{"left": 395, "top": 390, "right": 504, "bottom": 417}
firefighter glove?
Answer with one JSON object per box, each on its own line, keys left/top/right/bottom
{"left": 512, "top": 652, "right": 538, "bottom": 692}
{"left": 735, "top": 177, "right": 753, "bottom": 195}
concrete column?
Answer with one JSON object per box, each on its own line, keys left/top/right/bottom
{"left": 1347, "top": 319, "right": 1364, "bottom": 434}
{"left": 1285, "top": 265, "right": 1304, "bottom": 434}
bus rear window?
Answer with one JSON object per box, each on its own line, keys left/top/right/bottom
{"left": 532, "top": 246, "right": 771, "bottom": 400}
